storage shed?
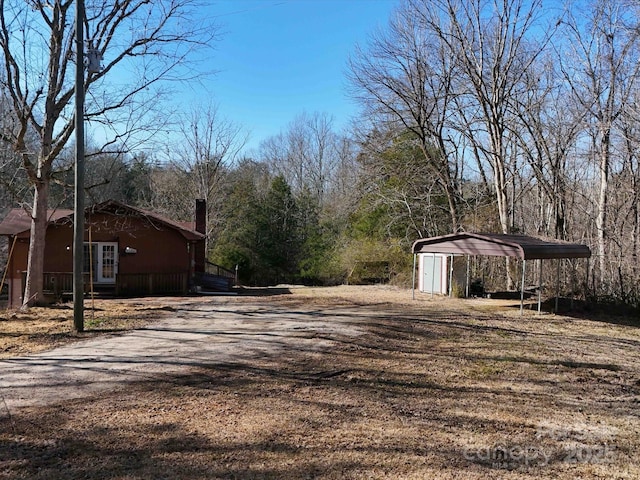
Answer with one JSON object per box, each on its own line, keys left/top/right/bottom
{"left": 411, "top": 233, "right": 592, "bottom": 313}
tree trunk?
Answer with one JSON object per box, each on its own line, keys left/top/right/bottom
{"left": 444, "top": 181, "right": 460, "bottom": 233}
{"left": 596, "top": 131, "right": 610, "bottom": 290}
{"left": 491, "top": 138, "right": 514, "bottom": 289}
{"left": 554, "top": 175, "right": 567, "bottom": 240}
{"left": 422, "top": 140, "right": 460, "bottom": 233}
{"left": 22, "top": 178, "right": 49, "bottom": 308}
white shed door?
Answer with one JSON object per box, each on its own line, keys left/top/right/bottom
{"left": 422, "top": 254, "right": 443, "bottom": 293}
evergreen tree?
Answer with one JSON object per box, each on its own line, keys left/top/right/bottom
{"left": 255, "top": 176, "right": 299, "bottom": 284}
{"left": 209, "top": 160, "right": 265, "bottom": 285}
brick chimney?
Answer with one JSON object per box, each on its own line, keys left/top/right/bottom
{"left": 194, "top": 199, "right": 206, "bottom": 273}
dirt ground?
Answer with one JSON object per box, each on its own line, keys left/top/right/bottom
{"left": 1, "top": 285, "right": 639, "bottom": 479}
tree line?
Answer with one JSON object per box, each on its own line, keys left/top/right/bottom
{"left": 348, "top": 0, "right": 640, "bottom": 306}
{"left": 1, "top": 0, "right": 640, "bottom": 308}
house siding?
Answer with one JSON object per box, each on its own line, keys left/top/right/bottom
{"left": 41, "top": 212, "right": 193, "bottom": 275}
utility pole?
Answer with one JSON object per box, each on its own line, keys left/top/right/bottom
{"left": 73, "top": 0, "right": 85, "bottom": 332}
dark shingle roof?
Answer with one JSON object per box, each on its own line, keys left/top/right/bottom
{"left": 0, "top": 208, "right": 74, "bottom": 235}
{"left": 0, "top": 200, "right": 204, "bottom": 241}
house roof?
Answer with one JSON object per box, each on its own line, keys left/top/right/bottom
{"left": 0, "top": 200, "right": 204, "bottom": 241}
{"left": 412, "top": 232, "right": 591, "bottom": 260}
{"left": 87, "top": 200, "right": 205, "bottom": 241}
{"left": 0, "top": 208, "right": 74, "bottom": 236}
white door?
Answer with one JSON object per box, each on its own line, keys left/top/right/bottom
{"left": 97, "top": 243, "right": 118, "bottom": 283}
{"left": 422, "top": 254, "right": 443, "bottom": 293}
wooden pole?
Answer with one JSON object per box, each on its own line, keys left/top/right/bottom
{"left": 73, "top": 0, "right": 85, "bottom": 332}
{"left": 89, "top": 227, "right": 94, "bottom": 315}
{"left": 586, "top": 257, "right": 591, "bottom": 300}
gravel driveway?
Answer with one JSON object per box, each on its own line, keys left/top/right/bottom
{"left": 0, "top": 298, "right": 365, "bottom": 412}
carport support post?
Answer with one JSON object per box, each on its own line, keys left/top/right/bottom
{"left": 537, "top": 259, "right": 542, "bottom": 313}
{"left": 431, "top": 253, "right": 436, "bottom": 298}
{"left": 465, "top": 255, "right": 470, "bottom": 298}
{"left": 448, "top": 254, "right": 454, "bottom": 297}
{"left": 555, "top": 259, "right": 561, "bottom": 313}
{"left": 586, "top": 257, "right": 591, "bottom": 299}
{"left": 520, "top": 259, "right": 526, "bottom": 315}
{"left": 570, "top": 260, "right": 576, "bottom": 310}
{"left": 411, "top": 254, "right": 416, "bottom": 300}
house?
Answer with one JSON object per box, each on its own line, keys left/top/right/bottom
{"left": 0, "top": 199, "right": 233, "bottom": 308}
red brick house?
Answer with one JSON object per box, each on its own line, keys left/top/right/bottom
{"left": 0, "top": 199, "right": 231, "bottom": 307}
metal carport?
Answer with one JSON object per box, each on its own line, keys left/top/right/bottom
{"left": 411, "top": 233, "right": 592, "bottom": 314}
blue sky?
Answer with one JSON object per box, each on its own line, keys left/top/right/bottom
{"left": 197, "top": 0, "right": 399, "bottom": 154}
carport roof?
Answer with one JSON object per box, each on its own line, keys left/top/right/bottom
{"left": 412, "top": 233, "right": 591, "bottom": 260}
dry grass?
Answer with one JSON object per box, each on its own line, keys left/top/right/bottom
{"left": 1, "top": 285, "right": 640, "bottom": 479}
{"left": 0, "top": 299, "right": 173, "bottom": 358}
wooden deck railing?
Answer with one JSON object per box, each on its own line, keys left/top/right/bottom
{"left": 204, "top": 261, "right": 236, "bottom": 282}
{"left": 32, "top": 268, "right": 237, "bottom": 300}
{"left": 116, "top": 272, "right": 188, "bottom": 296}
{"left": 42, "top": 272, "right": 91, "bottom": 296}
{"left": 33, "top": 271, "right": 190, "bottom": 299}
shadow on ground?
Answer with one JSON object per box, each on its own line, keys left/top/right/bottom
{"left": 234, "top": 286, "right": 293, "bottom": 297}
{"left": 1, "top": 297, "right": 638, "bottom": 479}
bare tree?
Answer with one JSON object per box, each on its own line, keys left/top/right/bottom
{"left": 558, "top": 0, "right": 640, "bottom": 290}
{"left": 164, "top": 102, "right": 246, "bottom": 254}
{"left": 619, "top": 92, "right": 640, "bottom": 272}
{"left": 0, "top": 0, "right": 218, "bottom": 306}
{"left": 260, "top": 112, "right": 344, "bottom": 208}
{"left": 0, "top": 77, "right": 29, "bottom": 211}
{"left": 348, "top": 2, "right": 463, "bottom": 232}
{"left": 0, "top": 145, "right": 27, "bottom": 209}
{"left": 513, "top": 55, "right": 585, "bottom": 240}
{"left": 355, "top": 127, "right": 453, "bottom": 239}
{"left": 602, "top": 84, "right": 640, "bottom": 303}
{"left": 323, "top": 133, "right": 360, "bottom": 226}
{"left": 420, "top": 0, "right": 555, "bottom": 236}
